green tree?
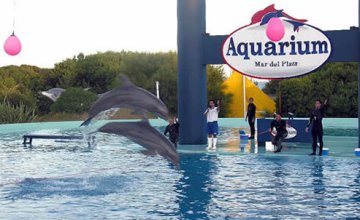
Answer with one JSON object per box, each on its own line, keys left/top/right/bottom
{"left": 74, "top": 52, "right": 121, "bottom": 93}
{"left": 206, "top": 65, "right": 233, "bottom": 117}
{"left": 263, "top": 63, "right": 358, "bottom": 117}
{"left": 0, "top": 69, "right": 37, "bottom": 108}
{"left": 47, "top": 57, "right": 77, "bottom": 88}
{"left": 149, "top": 52, "right": 178, "bottom": 114}
{"left": 0, "top": 51, "right": 261, "bottom": 121}
{"left": 51, "top": 88, "right": 97, "bottom": 114}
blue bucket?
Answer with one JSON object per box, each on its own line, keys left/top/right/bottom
{"left": 322, "top": 148, "right": 329, "bottom": 156}
{"left": 354, "top": 148, "right": 360, "bottom": 157}
{"left": 240, "top": 134, "right": 248, "bottom": 140}
{"left": 239, "top": 130, "right": 246, "bottom": 135}
{"left": 239, "top": 130, "right": 248, "bottom": 140}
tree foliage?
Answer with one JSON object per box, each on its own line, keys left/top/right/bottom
{"left": 263, "top": 63, "right": 358, "bottom": 117}
{"left": 51, "top": 87, "right": 98, "bottom": 114}
{"left": 0, "top": 51, "right": 354, "bottom": 121}
{"left": 0, "top": 65, "right": 42, "bottom": 108}
{"left": 207, "top": 65, "right": 233, "bottom": 117}
{"left": 0, "top": 101, "right": 36, "bottom": 123}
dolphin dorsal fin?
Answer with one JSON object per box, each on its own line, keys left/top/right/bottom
{"left": 120, "top": 74, "right": 135, "bottom": 88}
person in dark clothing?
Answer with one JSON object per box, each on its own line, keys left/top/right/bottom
{"left": 164, "top": 116, "right": 180, "bottom": 148}
{"left": 245, "top": 97, "right": 256, "bottom": 139}
{"left": 269, "top": 113, "right": 288, "bottom": 153}
{"left": 306, "top": 99, "right": 328, "bottom": 156}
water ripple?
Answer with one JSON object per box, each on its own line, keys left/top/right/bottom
{"left": 0, "top": 123, "right": 360, "bottom": 219}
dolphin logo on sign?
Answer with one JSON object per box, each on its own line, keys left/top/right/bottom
{"left": 222, "top": 4, "right": 332, "bottom": 79}
{"left": 285, "top": 124, "right": 297, "bottom": 139}
{"left": 271, "top": 124, "right": 297, "bottom": 139}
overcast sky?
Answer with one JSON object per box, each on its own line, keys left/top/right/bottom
{"left": 0, "top": 0, "right": 356, "bottom": 68}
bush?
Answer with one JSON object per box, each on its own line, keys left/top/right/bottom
{"left": 0, "top": 101, "right": 37, "bottom": 123}
{"left": 51, "top": 87, "right": 97, "bottom": 114}
{"left": 259, "top": 108, "right": 275, "bottom": 118}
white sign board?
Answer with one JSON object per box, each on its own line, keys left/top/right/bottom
{"left": 222, "top": 5, "right": 332, "bottom": 79}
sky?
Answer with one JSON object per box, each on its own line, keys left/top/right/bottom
{"left": 0, "top": 0, "right": 357, "bottom": 69}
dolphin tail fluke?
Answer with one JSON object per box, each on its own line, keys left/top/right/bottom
{"left": 80, "top": 116, "right": 94, "bottom": 127}
{"left": 282, "top": 12, "right": 307, "bottom": 23}
{"left": 284, "top": 20, "right": 305, "bottom": 32}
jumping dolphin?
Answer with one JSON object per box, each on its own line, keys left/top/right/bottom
{"left": 98, "top": 120, "right": 179, "bottom": 167}
{"left": 40, "top": 88, "right": 66, "bottom": 102}
{"left": 80, "top": 74, "right": 168, "bottom": 126}
{"left": 41, "top": 87, "right": 103, "bottom": 102}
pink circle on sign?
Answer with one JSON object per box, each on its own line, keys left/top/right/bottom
{"left": 4, "top": 34, "right": 22, "bottom": 56}
{"left": 266, "top": 17, "right": 285, "bottom": 42}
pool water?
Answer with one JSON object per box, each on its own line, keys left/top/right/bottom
{"left": 0, "top": 118, "right": 359, "bottom": 219}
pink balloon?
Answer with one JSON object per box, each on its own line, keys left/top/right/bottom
{"left": 4, "top": 33, "right": 22, "bottom": 56}
{"left": 266, "top": 17, "right": 285, "bottom": 42}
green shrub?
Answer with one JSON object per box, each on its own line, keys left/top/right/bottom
{"left": 5, "top": 92, "right": 37, "bottom": 109}
{"left": 0, "top": 101, "right": 37, "bottom": 123}
{"left": 51, "top": 87, "right": 97, "bottom": 114}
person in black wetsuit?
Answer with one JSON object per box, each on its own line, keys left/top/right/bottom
{"left": 306, "top": 99, "right": 328, "bottom": 156}
{"left": 164, "top": 116, "right": 180, "bottom": 148}
{"left": 245, "top": 97, "right": 256, "bottom": 139}
{"left": 269, "top": 113, "right": 288, "bottom": 153}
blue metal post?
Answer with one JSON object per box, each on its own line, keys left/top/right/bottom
{"left": 358, "top": 0, "right": 360, "bottom": 148}
{"left": 177, "top": 0, "right": 207, "bottom": 144}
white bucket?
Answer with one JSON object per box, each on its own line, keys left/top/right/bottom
{"left": 265, "top": 141, "right": 276, "bottom": 152}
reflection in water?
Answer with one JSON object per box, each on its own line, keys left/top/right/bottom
{"left": 224, "top": 138, "right": 258, "bottom": 154}
{"left": 6, "top": 175, "right": 129, "bottom": 200}
{"left": 176, "top": 153, "right": 218, "bottom": 219}
{"left": 2, "top": 125, "right": 360, "bottom": 219}
{"left": 272, "top": 162, "right": 287, "bottom": 188}
{"left": 351, "top": 162, "right": 360, "bottom": 203}
{"left": 311, "top": 158, "right": 325, "bottom": 195}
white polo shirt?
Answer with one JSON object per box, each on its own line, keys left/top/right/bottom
{"left": 205, "top": 107, "right": 219, "bottom": 122}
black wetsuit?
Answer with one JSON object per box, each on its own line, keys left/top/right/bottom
{"left": 270, "top": 119, "right": 288, "bottom": 152}
{"left": 247, "top": 103, "right": 256, "bottom": 138}
{"left": 307, "top": 105, "right": 326, "bottom": 155}
{"left": 164, "top": 122, "right": 180, "bottom": 148}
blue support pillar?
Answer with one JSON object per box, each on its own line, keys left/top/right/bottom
{"left": 177, "top": 0, "right": 207, "bottom": 144}
{"left": 358, "top": 0, "right": 360, "bottom": 148}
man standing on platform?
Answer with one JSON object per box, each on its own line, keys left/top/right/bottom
{"left": 306, "top": 99, "right": 328, "bottom": 156}
{"left": 204, "top": 100, "right": 220, "bottom": 150}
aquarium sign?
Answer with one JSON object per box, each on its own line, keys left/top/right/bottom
{"left": 222, "top": 4, "right": 332, "bottom": 79}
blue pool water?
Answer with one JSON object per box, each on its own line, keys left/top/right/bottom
{"left": 0, "top": 118, "right": 359, "bottom": 219}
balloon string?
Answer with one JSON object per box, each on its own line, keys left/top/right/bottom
{"left": 12, "top": 0, "right": 16, "bottom": 32}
